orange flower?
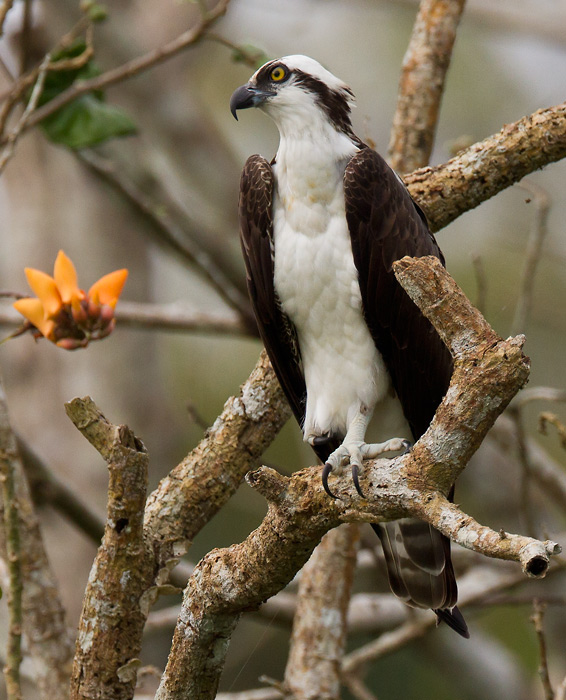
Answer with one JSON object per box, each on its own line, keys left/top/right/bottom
{"left": 13, "top": 250, "right": 128, "bottom": 349}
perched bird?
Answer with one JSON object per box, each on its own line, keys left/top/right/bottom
{"left": 230, "top": 55, "right": 468, "bottom": 637}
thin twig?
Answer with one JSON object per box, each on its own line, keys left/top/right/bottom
{"left": 0, "top": 52, "right": 50, "bottom": 174}
{"left": 531, "top": 599, "right": 555, "bottom": 700}
{"left": 77, "top": 150, "right": 256, "bottom": 331}
{"left": 539, "top": 412, "right": 566, "bottom": 450}
{"left": 471, "top": 253, "right": 487, "bottom": 315}
{"left": 12, "top": 0, "right": 232, "bottom": 136}
{"left": 16, "top": 437, "right": 105, "bottom": 544}
{"left": 511, "top": 180, "right": 551, "bottom": 335}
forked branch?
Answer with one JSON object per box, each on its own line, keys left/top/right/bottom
{"left": 154, "top": 258, "right": 560, "bottom": 700}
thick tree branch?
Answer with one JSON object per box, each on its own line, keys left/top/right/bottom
{"left": 154, "top": 259, "right": 560, "bottom": 699}
{"left": 389, "top": 0, "right": 466, "bottom": 173}
{"left": 65, "top": 398, "right": 153, "bottom": 700}
{"left": 405, "top": 102, "right": 566, "bottom": 232}
{"left": 283, "top": 524, "right": 359, "bottom": 700}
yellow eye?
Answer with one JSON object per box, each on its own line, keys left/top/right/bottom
{"left": 270, "top": 66, "right": 286, "bottom": 82}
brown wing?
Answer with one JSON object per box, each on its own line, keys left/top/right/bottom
{"left": 344, "top": 147, "right": 467, "bottom": 636}
{"left": 238, "top": 154, "right": 307, "bottom": 427}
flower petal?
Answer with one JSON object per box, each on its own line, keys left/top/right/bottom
{"left": 54, "top": 250, "right": 84, "bottom": 304}
{"left": 88, "top": 269, "right": 128, "bottom": 309}
{"left": 24, "top": 268, "right": 62, "bottom": 318}
{"left": 13, "top": 298, "right": 55, "bottom": 339}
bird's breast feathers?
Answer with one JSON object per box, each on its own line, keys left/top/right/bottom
{"left": 272, "top": 160, "right": 390, "bottom": 439}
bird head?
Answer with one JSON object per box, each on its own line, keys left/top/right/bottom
{"left": 230, "top": 55, "right": 356, "bottom": 137}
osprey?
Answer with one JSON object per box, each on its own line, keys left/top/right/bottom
{"left": 231, "top": 55, "right": 468, "bottom": 637}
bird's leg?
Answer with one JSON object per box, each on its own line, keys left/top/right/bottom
{"left": 322, "top": 408, "right": 411, "bottom": 498}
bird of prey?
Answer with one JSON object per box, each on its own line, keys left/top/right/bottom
{"left": 230, "top": 55, "right": 468, "bottom": 637}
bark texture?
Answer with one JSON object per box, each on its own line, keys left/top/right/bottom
{"left": 389, "top": 0, "right": 467, "bottom": 173}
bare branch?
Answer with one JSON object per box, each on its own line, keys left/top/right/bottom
{"left": 389, "top": 0, "right": 467, "bottom": 173}
{"left": 512, "top": 180, "right": 551, "bottom": 335}
{"left": 115, "top": 301, "right": 248, "bottom": 335}
{"left": 405, "top": 102, "right": 566, "bottom": 232}
{"left": 0, "top": 378, "right": 24, "bottom": 700}
{"left": 531, "top": 600, "right": 555, "bottom": 700}
{"left": 65, "top": 398, "right": 153, "bottom": 700}
{"left": 283, "top": 524, "right": 359, "bottom": 699}
{"left": 0, "top": 376, "right": 73, "bottom": 699}
{"left": 154, "top": 259, "right": 560, "bottom": 699}
{"left": 77, "top": 150, "right": 255, "bottom": 330}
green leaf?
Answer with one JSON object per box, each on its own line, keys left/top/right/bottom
{"left": 40, "top": 95, "right": 137, "bottom": 149}
{"left": 35, "top": 39, "right": 137, "bottom": 149}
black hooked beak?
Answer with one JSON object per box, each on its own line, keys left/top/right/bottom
{"left": 230, "top": 84, "right": 275, "bottom": 120}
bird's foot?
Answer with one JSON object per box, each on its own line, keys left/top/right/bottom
{"left": 322, "top": 437, "right": 412, "bottom": 499}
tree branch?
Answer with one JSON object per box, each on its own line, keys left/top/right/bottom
{"left": 0, "top": 378, "right": 24, "bottom": 700}
{"left": 0, "top": 375, "right": 73, "bottom": 700}
{"left": 10, "top": 0, "right": 232, "bottom": 138}
{"left": 77, "top": 150, "right": 255, "bottom": 331}
{"left": 405, "top": 102, "right": 566, "bottom": 232}
{"left": 154, "top": 259, "right": 560, "bottom": 699}
{"left": 389, "top": 0, "right": 467, "bottom": 173}
{"left": 283, "top": 524, "right": 359, "bottom": 699}
{"left": 65, "top": 398, "right": 153, "bottom": 700}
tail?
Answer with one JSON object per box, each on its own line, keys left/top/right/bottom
{"left": 373, "top": 519, "right": 469, "bottom": 638}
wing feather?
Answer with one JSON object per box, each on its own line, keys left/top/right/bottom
{"left": 238, "top": 154, "right": 307, "bottom": 427}
{"left": 344, "top": 147, "right": 461, "bottom": 617}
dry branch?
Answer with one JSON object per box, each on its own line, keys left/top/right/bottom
{"left": 0, "top": 377, "right": 73, "bottom": 700}
{"left": 283, "top": 524, "right": 359, "bottom": 699}
{"left": 405, "top": 102, "right": 566, "bottom": 232}
{"left": 389, "top": 0, "right": 467, "bottom": 173}
{"left": 65, "top": 398, "right": 153, "bottom": 700}
{"left": 154, "top": 259, "right": 560, "bottom": 699}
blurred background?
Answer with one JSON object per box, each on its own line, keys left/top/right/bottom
{"left": 1, "top": 0, "right": 566, "bottom": 698}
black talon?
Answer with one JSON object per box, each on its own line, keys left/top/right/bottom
{"left": 351, "top": 463, "right": 365, "bottom": 498}
{"left": 312, "top": 434, "right": 332, "bottom": 447}
{"left": 322, "top": 462, "right": 337, "bottom": 499}
{"left": 401, "top": 439, "right": 413, "bottom": 455}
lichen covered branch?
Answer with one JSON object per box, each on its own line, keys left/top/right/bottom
{"left": 154, "top": 258, "right": 561, "bottom": 699}
{"left": 65, "top": 398, "right": 153, "bottom": 700}
{"left": 405, "top": 101, "right": 566, "bottom": 232}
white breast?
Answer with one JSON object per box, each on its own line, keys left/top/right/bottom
{"left": 272, "top": 137, "right": 391, "bottom": 440}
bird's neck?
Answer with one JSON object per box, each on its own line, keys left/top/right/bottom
{"left": 273, "top": 120, "right": 358, "bottom": 196}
